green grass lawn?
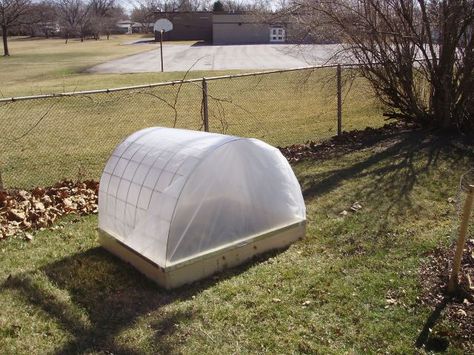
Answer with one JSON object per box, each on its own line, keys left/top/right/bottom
{"left": 1, "top": 130, "right": 473, "bottom": 354}
{"left": 0, "top": 36, "right": 209, "bottom": 98}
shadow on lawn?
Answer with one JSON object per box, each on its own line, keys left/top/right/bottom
{"left": 302, "top": 130, "right": 470, "bottom": 214}
{"left": 415, "top": 296, "right": 450, "bottom": 352}
{"left": 299, "top": 129, "right": 473, "bottom": 256}
{"left": 300, "top": 129, "right": 473, "bottom": 350}
{"left": 1, "top": 246, "right": 282, "bottom": 354}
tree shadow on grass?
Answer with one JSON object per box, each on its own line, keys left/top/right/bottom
{"left": 297, "top": 130, "right": 473, "bottom": 260}
{"left": 299, "top": 130, "right": 473, "bottom": 349}
{"left": 301, "top": 130, "right": 471, "bottom": 216}
{"left": 1, "top": 246, "right": 285, "bottom": 354}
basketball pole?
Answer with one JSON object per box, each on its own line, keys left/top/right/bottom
{"left": 160, "top": 30, "right": 164, "bottom": 72}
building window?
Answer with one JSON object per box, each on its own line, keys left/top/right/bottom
{"left": 270, "top": 27, "right": 285, "bottom": 43}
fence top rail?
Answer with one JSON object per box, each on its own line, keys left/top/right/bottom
{"left": 0, "top": 63, "right": 361, "bottom": 103}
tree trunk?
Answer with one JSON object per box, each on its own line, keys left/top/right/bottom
{"left": 431, "top": 0, "right": 458, "bottom": 130}
{"left": 432, "top": 29, "right": 456, "bottom": 129}
{"left": 432, "top": 74, "right": 454, "bottom": 129}
{"left": 2, "top": 25, "right": 9, "bottom": 56}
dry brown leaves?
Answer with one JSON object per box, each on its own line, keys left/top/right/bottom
{"left": 0, "top": 180, "right": 98, "bottom": 240}
{"left": 279, "top": 123, "right": 402, "bottom": 163}
{"left": 418, "top": 239, "right": 474, "bottom": 351}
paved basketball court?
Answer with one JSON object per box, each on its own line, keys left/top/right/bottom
{"left": 89, "top": 43, "right": 344, "bottom": 73}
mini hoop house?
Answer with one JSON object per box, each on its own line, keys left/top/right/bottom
{"left": 98, "top": 127, "right": 306, "bottom": 289}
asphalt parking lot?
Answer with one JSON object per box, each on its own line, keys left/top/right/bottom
{"left": 89, "top": 43, "right": 344, "bottom": 73}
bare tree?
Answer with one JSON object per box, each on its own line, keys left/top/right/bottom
{"left": 88, "top": 0, "right": 116, "bottom": 39}
{"left": 292, "top": 0, "right": 474, "bottom": 132}
{"left": 131, "top": 0, "right": 178, "bottom": 19}
{"left": 101, "top": 5, "right": 126, "bottom": 39}
{"left": 132, "top": 0, "right": 187, "bottom": 32}
{"left": 220, "top": 0, "right": 270, "bottom": 11}
{"left": 131, "top": 0, "right": 215, "bottom": 20}
{"left": 55, "top": 0, "right": 91, "bottom": 42}
{"left": 171, "top": 0, "right": 213, "bottom": 10}
{"left": 177, "top": 0, "right": 198, "bottom": 10}
{"left": 25, "top": 1, "right": 58, "bottom": 37}
{"left": 0, "top": 0, "right": 32, "bottom": 55}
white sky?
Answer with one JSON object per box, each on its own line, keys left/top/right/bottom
{"left": 118, "top": 0, "right": 282, "bottom": 14}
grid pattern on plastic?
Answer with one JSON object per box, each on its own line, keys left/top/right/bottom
{"left": 98, "top": 127, "right": 231, "bottom": 264}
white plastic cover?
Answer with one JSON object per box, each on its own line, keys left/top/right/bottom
{"left": 99, "top": 127, "right": 305, "bottom": 267}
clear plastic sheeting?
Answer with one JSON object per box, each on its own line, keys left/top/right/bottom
{"left": 99, "top": 127, "right": 306, "bottom": 268}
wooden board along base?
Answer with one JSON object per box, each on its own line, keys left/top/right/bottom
{"left": 98, "top": 221, "right": 306, "bottom": 289}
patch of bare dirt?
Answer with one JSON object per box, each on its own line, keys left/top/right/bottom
{"left": 417, "top": 239, "right": 474, "bottom": 352}
{"left": 278, "top": 122, "right": 406, "bottom": 163}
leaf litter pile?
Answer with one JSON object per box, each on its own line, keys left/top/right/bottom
{"left": 278, "top": 122, "right": 404, "bottom": 163}
{"left": 417, "top": 239, "right": 474, "bottom": 352}
{"left": 0, "top": 180, "right": 98, "bottom": 240}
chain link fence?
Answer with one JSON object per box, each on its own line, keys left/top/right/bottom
{"left": 0, "top": 64, "right": 383, "bottom": 189}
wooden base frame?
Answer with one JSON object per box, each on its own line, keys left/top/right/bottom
{"left": 98, "top": 221, "right": 306, "bottom": 289}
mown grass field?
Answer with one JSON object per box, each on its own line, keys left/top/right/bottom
{"left": 0, "top": 35, "right": 208, "bottom": 98}
{"left": 0, "top": 37, "right": 383, "bottom": 188}
{"left": 1, "top": 130, "right": 473, "bottom": 354}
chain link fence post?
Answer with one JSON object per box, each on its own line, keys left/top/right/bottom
{"left": 337, "top": 64, "right": 342, "bottom": 136}
{"left": 202, "top": 77, "right": 209, "bottom": 132}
